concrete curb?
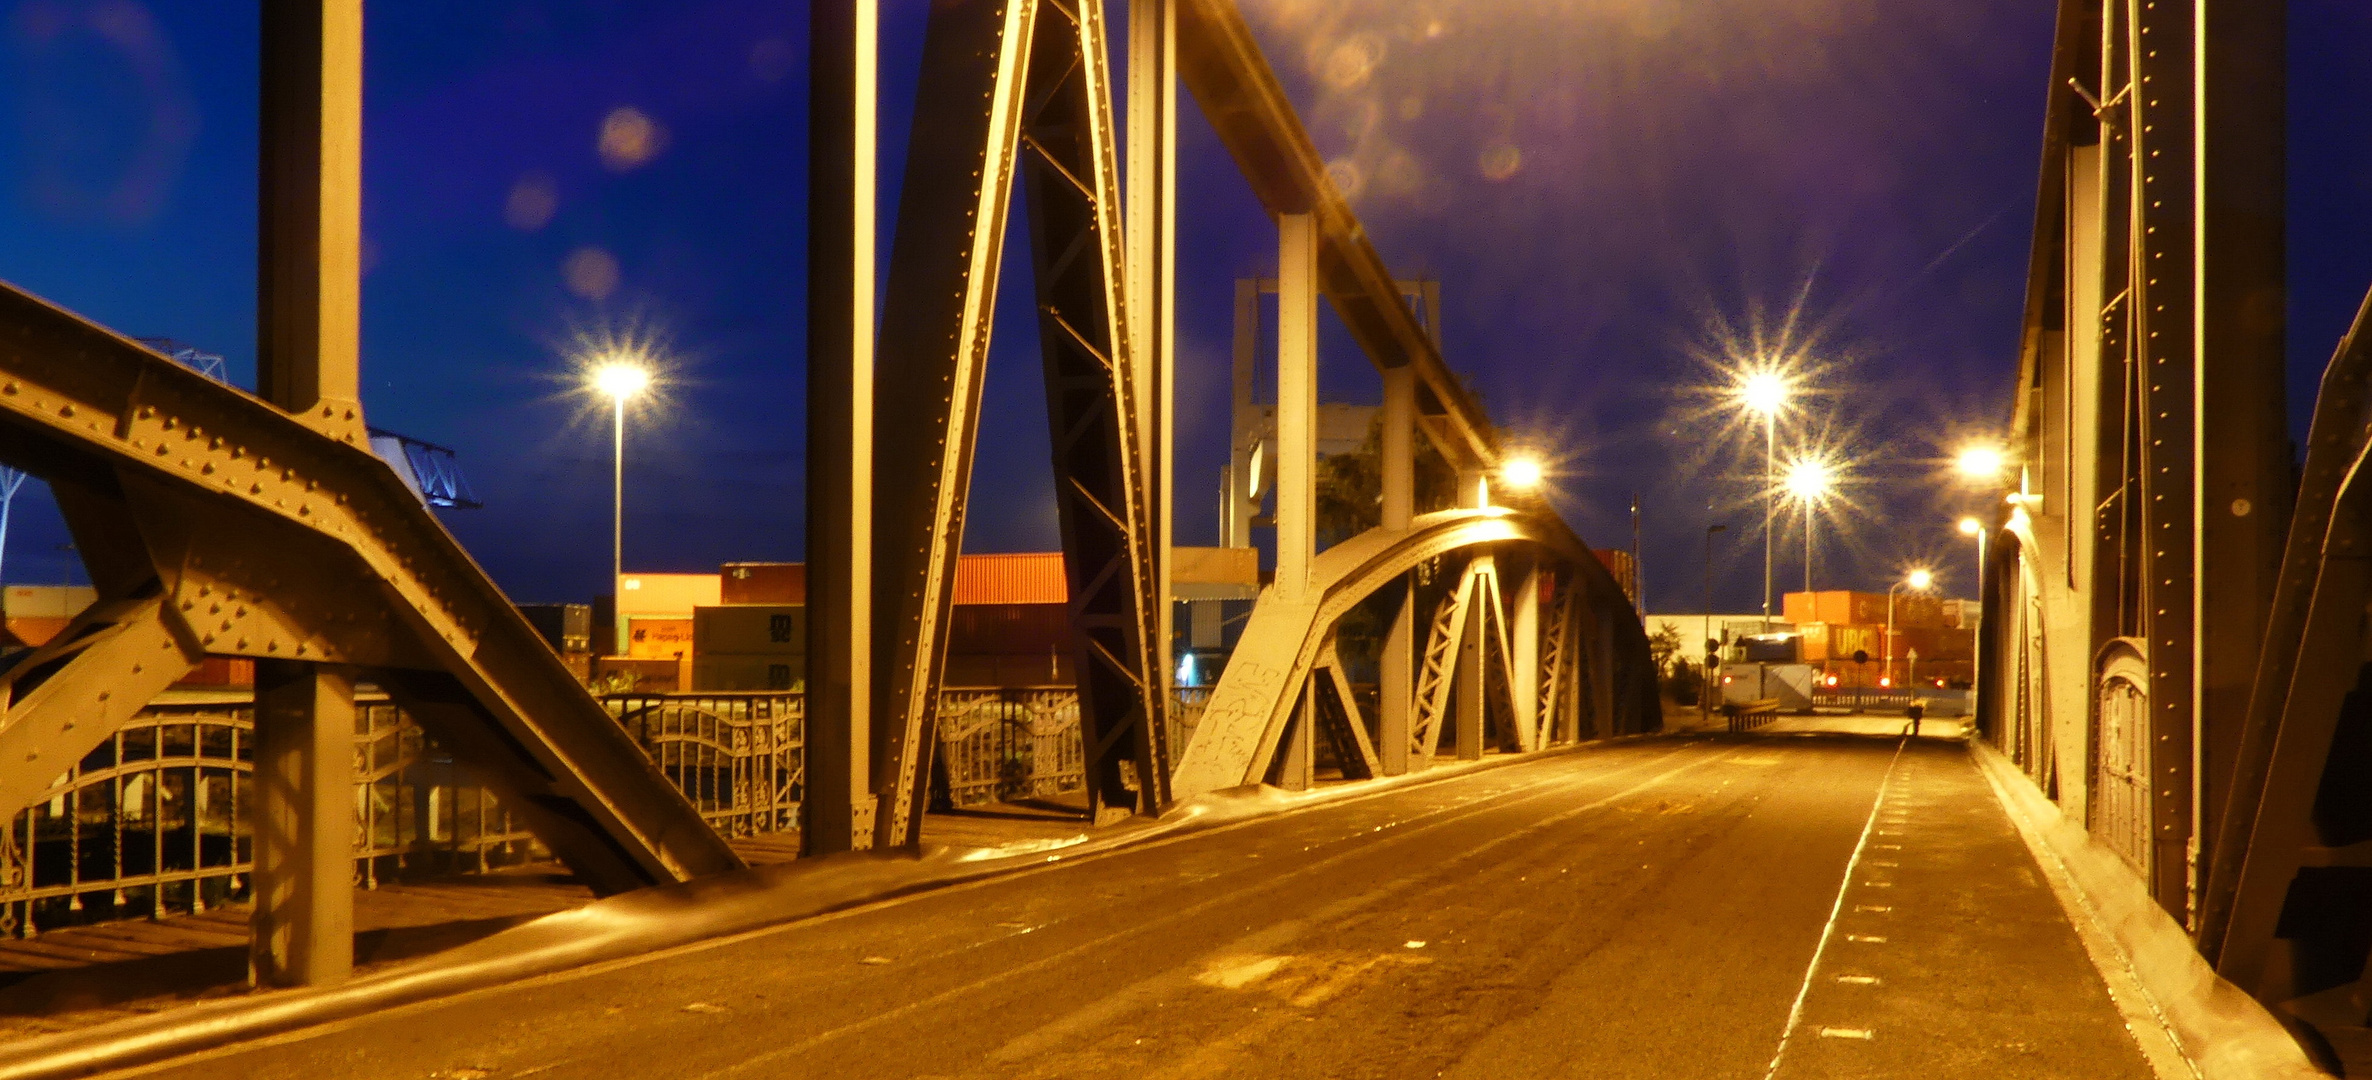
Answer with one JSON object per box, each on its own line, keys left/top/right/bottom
{"left": 0, "top": 738, "right": 1617, "bottom": 1079}
{"left": 1973, "top": 741, "right": 2325, "bottom": 1080}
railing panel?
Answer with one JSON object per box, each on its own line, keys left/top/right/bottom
{"left": 936, "top": 688, "right": 1084, "bottom": 808}
{"left": 0, "top": 698, "right": 536, "bottom": 938}
{"left": 600, "top": 693, "right": 803, "bottom": 838}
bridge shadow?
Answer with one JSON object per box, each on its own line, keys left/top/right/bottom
{"left": 0, "top": 868, "right": 593, "bottom": 1039}
{"left": 0, "top": 912, "right": 543, "bottom": 1020}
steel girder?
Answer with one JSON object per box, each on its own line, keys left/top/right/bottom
{"left": 2201, "top": 288, "right": 2372, "bottom": 1003}
{"left": 871, "top": 0, "right": 1169, "bottom": 842}
{"left": 1996, "top": 0, "right": 2287, "bottom": 923}
{"left": 0, "top": 283, "right": 742, "bottom": 894}
{"left": 1169, "top": 0, "right": 1496, "bottom": 472}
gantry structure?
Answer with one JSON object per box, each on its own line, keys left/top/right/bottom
{"left": 0, "top": 0, "right": 1655, "bottom": 991}
{"left": 1986, "top": 0, "right": 2372, "bottom": 1048}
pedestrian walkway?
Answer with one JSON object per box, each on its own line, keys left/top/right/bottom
{"left": 1755, "top": 727, "right": 2172, "bottom": 1079}
{"left": 0, "top": 804, "right": 1102, "bottom": 1045}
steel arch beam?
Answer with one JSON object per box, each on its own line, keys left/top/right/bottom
{"left": 1171, "top": 508, "right": 1655, "bottom": 800}
{"left": 0, "top": 281, "right": 742, "bottom": 894}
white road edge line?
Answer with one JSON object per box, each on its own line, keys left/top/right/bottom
{"left": 1760, "top": 736, "right": 1910, "bottom": 1080}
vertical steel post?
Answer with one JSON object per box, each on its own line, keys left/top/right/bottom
{"left": 1379, "top": 587, "right": 1413, "bottom": 775}
{"left": 1275, "top": 214, "right": 1317, "bottom": 601}
{"left": 1381, "top": 366, "right": 1415, "bottom": 530}
{"left": 803, "top": 0, "right": 877, "bottom": 855}
{"left": 249, "top": 661, "right": 354, "bottom": 987}
{"left": 2128, "top": 0, "right": 2201, "bottom": 914}
{"left": 1275, "top": 688, "right": 1313, "bottom": 791}
{"left": 1226, "top": 279, "right": 1258, "bottom": 549}
{"left": 251, "top": 0, "right": 362, "bottom": 988}
{"left": 1456, "top": 565, "right": 1488, "bottom": 760}
{"left": 1512, "top": 563, "right": 1541, "bottom": 749}
{"left": 2190, "top": 0, "right": 2286, "bottom": 899}
{"left": 258, "top": 0, "right": 364, "bottom": 440}
{"left": 1378, "top": 364, "right": 1416, "bottom": 774}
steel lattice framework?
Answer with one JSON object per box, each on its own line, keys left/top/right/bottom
{"left": 1981, "top": 0, "right": 2372, "bottom": 1050}
{"left": 0, "top": 0, "right": 1659, "bottom": 991}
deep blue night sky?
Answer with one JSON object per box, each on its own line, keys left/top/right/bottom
{"left": 1, "top": 1, "right": 2369, "bottom": 613}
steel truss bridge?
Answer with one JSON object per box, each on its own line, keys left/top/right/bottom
{"left": 0, "top": 0, "right": 1656, "bottom": 990}
{"left": 1985, "top": 0, "right": 2372, "bottom": 1057}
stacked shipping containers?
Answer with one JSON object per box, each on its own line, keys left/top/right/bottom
{"left": 689, "top": 554, "right": 1074, "bottom": 692}
{"left": 1782, "top": 590, "right": 1976, "bottom": 688}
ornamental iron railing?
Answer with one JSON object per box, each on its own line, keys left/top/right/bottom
{"left": 602, "top": 693, "right": 803, "bottom": 838}
{"left": 0, "top": 696, "right": 538, "bottom": 938}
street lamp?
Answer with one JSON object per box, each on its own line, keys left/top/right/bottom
{"left": 1959, "top": 515, "right": 1987, "bottom": 715}
{"left": 591, "top": 359, "right": 652, "bottom": 653}
{"left": 1500, "top": 456, "right": 1544, "bottom": 491}
{"left": 1703, "top": 522, "right": 1727, "bottom": 728}
{"left": 1732, "top": 368, "right": 1792, "bottom": 631}
{"left": 1956, "top": 444, "right": 2006, "bottom": 482}
{"left": 1782, "top": 455, "right": 1836, "bottom": 596}
{"left": 1884, "top": 568, "right": 1933, "bottom": 690}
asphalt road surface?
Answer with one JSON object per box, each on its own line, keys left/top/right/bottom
{"left": 128, "top": 732, "right": 2160, "bottom": 1080}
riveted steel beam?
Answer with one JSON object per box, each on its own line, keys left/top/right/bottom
{"left": 870, "top": 0, "right": 1170, "bottom": 840}
{"left": 2205, "top": 286, "right": 2372, "bottom": 999}
{"left": 0, "top": 283, "right": 742, "bottom": 896}
{"left": 1172, "top": 0, "right": 1496, "bottom": 471}
{"left": 862, "top": 0, "right": 1036, "bottom": 849}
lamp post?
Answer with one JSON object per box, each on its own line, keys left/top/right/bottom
{"left": 1782, "top": 456, "right": 1835, "bottom": 598}
{"left": 1885, "top": 568, "right": 1933, "bottom": 690}
{"left": 1736, "top": 370, "right": 1788, "bottom": 631}
{"left": 1959, "top": 515, "right": 1988, "bottom": 716}
{"left": 592, "top": 361, "right": 652, "bottom": 654}
{"left": 1954, "top": 445, "right": 2006, "bottom": 720}
{"left": 1703, "top": 522, "right": 1726, "bottom": 727}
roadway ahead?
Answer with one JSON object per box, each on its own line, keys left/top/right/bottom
{"left": 130, "top": 733, "right": 2160, "bottom": 1079}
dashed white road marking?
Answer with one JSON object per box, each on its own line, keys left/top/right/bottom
{"left": 1834, "top": 975, "right": 1881, "bottom": 985}
{"left": 1761, "top": 736, "right": 1913, "bottom": 1079}
{"left": 1843, "top": 935, "right": 1887, "bottom": 943}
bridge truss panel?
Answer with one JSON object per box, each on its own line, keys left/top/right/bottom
{"left": 1994, "top": 0, "right": 2287, "bottom": 930}
{"left": 869, "top": 0, "right": 1169, "bottom": 842}
{"left": 1170, "top": 510, "right": 1656, "bottom": 801}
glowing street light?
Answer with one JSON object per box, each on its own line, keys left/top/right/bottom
{"left": 593, "top": 361, "right": 651, "bottom": 402}
{"left": 1884, "top": 568, "right": 1934, "bottom": 689}
{"left": 1956, "top": 444, "right": 2006, "bottom": 481}
{"left": 1731, "top": 366, "right": 1795, "bottom": 631}
{"left": 1739, "top": 371, "right": 1788, "bottom": 419}
{"left": 1782, "top": 455, "right": 1837, "bottom": 595}
{"left": 589, "top": 357, "right": 654, "bottom": 653}
{"left": 1500, "top": 456, "right": 1545, "bottom": 492}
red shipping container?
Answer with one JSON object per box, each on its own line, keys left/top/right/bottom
{"left": 722, "top": 563, "right": 806, "bottom": 604}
